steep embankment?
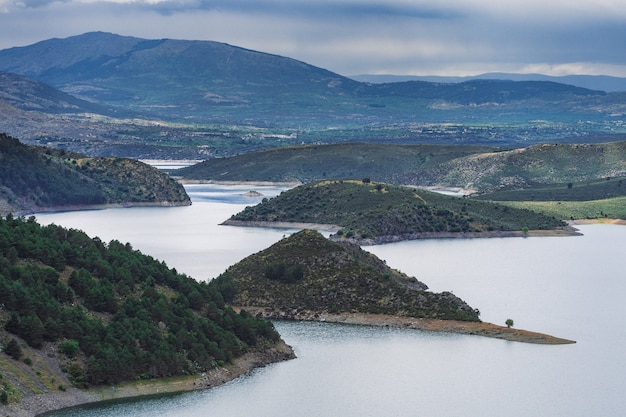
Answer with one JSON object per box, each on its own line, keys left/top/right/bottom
{"left": 0, "top": 133, "right": 190, "bottom": 215}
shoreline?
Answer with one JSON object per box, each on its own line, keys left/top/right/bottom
{"left": 221, "top": 219, "right": 582, "bottom": 244}
{"left": 11, "top": 200, "right": 192, "bottom": 218}
{"left": 0, "top": 342, "right": 294, "bottom": 417}
{"left": 235, "top": 307, "right": 576, "bottom": 345}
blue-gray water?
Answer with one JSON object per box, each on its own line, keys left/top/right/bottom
{"left": 36, "top": 184, "right": 626, "bottom": 417}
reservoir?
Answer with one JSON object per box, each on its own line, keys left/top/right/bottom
{"left": 36, "top": 184, "right": 626, "bottom": 417}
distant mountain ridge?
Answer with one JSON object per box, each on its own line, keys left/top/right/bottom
{"left": 0, "top": 32, "right": 624, "bottom": 156}
{"left": 0, "top": 71, "right": 115, "bottom": 114}
{"left": 0, "top": 32, "right": 608, "bottom": 119}
{"left": 350, "top": 73, "right": 626, "bottom": 92}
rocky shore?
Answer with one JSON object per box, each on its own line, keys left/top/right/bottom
{"left": 0, "top": 341, "right": 294, "bottom": 417}
{"left": 235, "top": 307, "right": 576, "bottom": 345}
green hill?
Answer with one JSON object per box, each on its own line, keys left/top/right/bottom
{"left": 211, "top": 229, "right": 480, "bottom": 321}
{"left": 178, "top": 141, "right": 626, "bottom": 194}
{"left": 417, "top": 141, "right": 626, "bottom": 193}
{"left": 0, "top": 215, "right": 291, "bottom": 410}
{"left": 225, "top": 180, "right": 566, "bottom": 243}
{"left": 176, "top": 142, "right": 496, "bottom": 183}
{"left": 0, "top": 133, "right": 190, "bottom": 216}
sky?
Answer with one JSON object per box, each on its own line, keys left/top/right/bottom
{"left": 1, "top": 0, "right": 626, "bottom": 77}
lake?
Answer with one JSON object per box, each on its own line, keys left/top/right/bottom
{"left": 37, "top": 184, "right": 626, "bottom": 417}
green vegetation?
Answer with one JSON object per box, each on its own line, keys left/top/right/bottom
{"left": 0, "top": 134, "right": 190, "bottom": 216}
{"left": 212, "top": 229, "right": 480, "bottom": 321}
{"left": 0, "top": 215, "right": 281, "bottom": 386}
{"left": 506, "top": 319, "right": 514, "bottom": 328}
{"left": 227, "top": 180, "right": 565, "bottom": 242}
{"left": 176, "top": 142, "right": 496, "bottom": 183}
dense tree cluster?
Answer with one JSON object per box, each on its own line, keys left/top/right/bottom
{"left": 0, "top": 133, "right": 107, "bottom": 207}
{"left": 0, "top": 215, "right": 279, "bottom": 386}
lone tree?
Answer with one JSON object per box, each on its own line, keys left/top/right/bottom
{"left": 505, "top": 319, "right": 514, "bottom": 328}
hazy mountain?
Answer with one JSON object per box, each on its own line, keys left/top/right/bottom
{"left": 0, "top": 32, "right": 624, "bottom": 156}
{"left": 350, "top": 73, "right": 626, "bottom": 92}
{"left": 0, "top": 32, "right": 607, "bottom": 121}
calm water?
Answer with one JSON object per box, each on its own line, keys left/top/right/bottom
{"left": 37, "top": 185, "right": 626, "bottom": 417}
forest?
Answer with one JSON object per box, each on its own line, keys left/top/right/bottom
{"left": 0, "top": 215, "right": 279, "bottom": 386}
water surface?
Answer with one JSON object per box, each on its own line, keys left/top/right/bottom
{"left": 37, "top": 185, "right": 626, "bottom": 417}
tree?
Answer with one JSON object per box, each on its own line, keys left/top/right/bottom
{"left": 4, "top": 338, "right": 22, "bottom": 360}
{"left": 505, "top": 318, "right": 514, "bottom": 328}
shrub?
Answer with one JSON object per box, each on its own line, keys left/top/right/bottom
{"left": 59, "top": 340, "right": 79, "bottom": 358}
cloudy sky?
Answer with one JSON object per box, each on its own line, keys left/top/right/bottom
{"left": 1, "top": 0, "right": 625, "bottom": 77}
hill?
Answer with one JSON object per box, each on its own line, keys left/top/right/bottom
{"left": 0, "top": 215, "right": 293, "bottom": 415}
{"left": 176, "top": 142, "right": 497, "bottom": 183}
{"left": 0, "top": 133, "right": 190, "bottom": 216}
{"left": 211, "top": 229, "right": 479, "bottom": 321}
{"left": 224, "top": 180, "right": 567, "bottom": 243}
{"left": 178, "top": 140, "right": 626, "bottom": 194}
{"left": 416, "top": 141, "right": 626, "bottom": 193}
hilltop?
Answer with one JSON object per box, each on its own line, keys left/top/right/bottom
{"left": 224, "top": 180, "right": 568, "bottom": 244}
{"left": 0, "top": 216, "right": 293, "bottom": 416}
{"left": 211, "top": 229, "right": 478, "bottom": 321}
{"left": 0, "top": 133, "right": 190, "bottom": 216}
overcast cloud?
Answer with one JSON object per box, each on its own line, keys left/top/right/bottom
{"left": 1, "top": 0, "right": 625, "bottom": 77}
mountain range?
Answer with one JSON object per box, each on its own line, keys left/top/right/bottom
{"left": 0, "top": 32, "right": 625, "bottom": 158}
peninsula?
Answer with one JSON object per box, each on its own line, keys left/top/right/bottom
{"left": 223, "top": 179, "right": 571, "bottom": 244}
{"left": 211, "top": 229, "right": 575, "bottom": 345}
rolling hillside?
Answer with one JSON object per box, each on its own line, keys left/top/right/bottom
{"left": 177, "top": 140, "right": 626, "bottom": 194}
{"left": 0, "top": 134, "right": 190, "bottom": 215}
